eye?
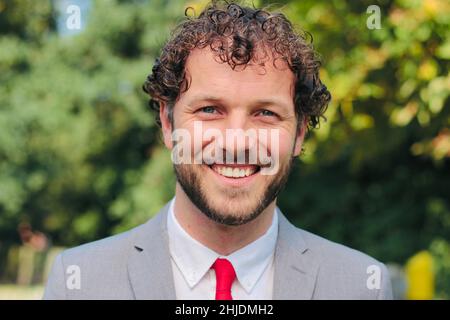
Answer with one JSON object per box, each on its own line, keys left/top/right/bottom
{"left": 258, "top": 109, "right": 276, "bottom": 117}
{"left": 199, "top": 106, "right": 217, "bottom": 114}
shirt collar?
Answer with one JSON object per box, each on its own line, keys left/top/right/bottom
{"left": 167, "top": 198, "right": 278, "bottom": 294}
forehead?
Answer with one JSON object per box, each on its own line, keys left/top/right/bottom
{"left": 181, "top": 47, "right": 296, "bottom": 103}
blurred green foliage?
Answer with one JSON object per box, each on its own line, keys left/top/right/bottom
{"left": 0, "top": 0, "right": 179, "bottom": 255}
{"left": 277, "top": 0, "right": 449, "bottom": 257}
{"left": 0, "top": 0, "right": 448, "bottom": 296}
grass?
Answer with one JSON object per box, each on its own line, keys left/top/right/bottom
{"left": 0, "top": 285, "right": 44, "bottom": 300}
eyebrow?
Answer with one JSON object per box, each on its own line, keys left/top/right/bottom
{"left": 186, "top": 95, "right": 223, "bottom": 106}
{"left": 186, "top": 95, "right": 292, "bottom": 110}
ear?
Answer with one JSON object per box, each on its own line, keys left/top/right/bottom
{"left": 293, "top": 118, "right": 307, "bottom": 157}
{"left": 159, "top": 101, "right": 173, "bottom": 149}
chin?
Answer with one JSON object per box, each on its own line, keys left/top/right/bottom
{"left": 202, "top": 192, "right": 263, "bottom": 221}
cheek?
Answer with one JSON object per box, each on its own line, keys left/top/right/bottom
{"left": 265, "top": 129, "right": 295, "bottom": 159}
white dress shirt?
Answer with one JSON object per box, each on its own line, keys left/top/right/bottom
{"left": 167, "top": 198, "right": 278, "bottom": 300}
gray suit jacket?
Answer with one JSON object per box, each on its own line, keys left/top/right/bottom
{"left": 43, "top": 203, "right": 393, "bottom": 299}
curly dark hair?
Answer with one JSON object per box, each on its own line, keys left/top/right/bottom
{"left": 143, "top": 0, "right": 331, "bottom": 129}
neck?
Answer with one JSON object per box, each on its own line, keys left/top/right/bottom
{"left": 173, "top": 183, "right": 276, "bottom": 256}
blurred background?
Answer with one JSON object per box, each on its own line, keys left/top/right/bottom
{"left": 0, "top": 0, "right": 448, "bottom": 299}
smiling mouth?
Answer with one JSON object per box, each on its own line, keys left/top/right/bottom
{"left": 208, "top": 164, "right": 260, "bottom": 178}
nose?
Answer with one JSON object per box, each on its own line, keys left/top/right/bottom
{"left": 219, "top": 110, "right": 256, "bottom": 163}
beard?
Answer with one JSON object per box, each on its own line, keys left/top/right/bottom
{"left": 173, "top": 156, "right": 295, "bottom": 226}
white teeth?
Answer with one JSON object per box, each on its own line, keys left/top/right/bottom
{"left": 212, "top": 165, "right": 257, "bottom": 178}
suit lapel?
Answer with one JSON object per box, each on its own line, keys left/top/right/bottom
{"left": 273, "top": 211, "right": 319, "bottom": 300}
{"left": 127, "top": 202, "right": 176, "bottom": 299}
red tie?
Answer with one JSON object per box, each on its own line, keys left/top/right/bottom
{"left": 211, "top": 258, "right": 236, "bottom": 300}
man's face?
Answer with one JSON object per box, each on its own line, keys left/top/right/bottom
{"left": 160, "top": 48, "right": 305, "bottom": 226}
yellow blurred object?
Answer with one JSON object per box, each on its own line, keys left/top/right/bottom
{"left": 418, "top": 59, "right": 438, "bottom": 81}
{"left": 185, "top": 0, "right": 211, "bottom": 16}
{"left": 405, "top": 251, "right": 435, "bottom": 300}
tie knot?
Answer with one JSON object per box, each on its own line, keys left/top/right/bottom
{"left": 211, "top": 258, "right": 236, "bottom": 300}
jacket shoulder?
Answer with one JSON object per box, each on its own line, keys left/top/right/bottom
{"left": 294, "top": 226, "right": 393, "bottom": 299}
{"left": 300, "top": 228, "right": 382, "bottom": 267}
{"left": 43, "top": 222, "right": 149, "bottom": 299}
{"left": 61, "top": 226, "right": 137, "bottom": 263}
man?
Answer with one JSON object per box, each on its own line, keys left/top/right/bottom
{"left": 44, "top": 1, "right": 393, "bottom": 300}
